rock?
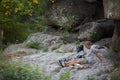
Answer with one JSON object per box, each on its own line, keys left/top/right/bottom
{"left": 78, "top": 19, "right": 114, "bottom": 42}
{"left": 44, "top": 26, "right": 59, "bottom": 34}
{"left": 3, "top": 43, "right": 38, "bottom": 56}
{"left": 94, "top": 38, "right": 112, "bottom": 48}
{"left": 46, "top": 0, "right": 103, "bottom": 29}
{"left": 58, "top": 43, "right": 76, "bottom": 53}
{"left": 61, "top": 33, "right": 79, "bottom": 43}
{"left": 85, "top": 0, "right": 97, "bottom": 3}
{"left": 3, "top": 44, "right": 26, "bottom": 54}
{"left": 69, "top": 68, "right": 99, "bottom": 80}
{"left": 94, "top": 74, "right": 110, "bottom": 80}
{"left": 49, "top": 43, "right": 62, "bottom": 51}
{"left": 24, "top": 32, "right": 62, "bottom": 49}
{"left": 98, "top": 63, "right": 114, "bottom": 73}
{"left": 103, "top": 0, "right": 120, "bottom": 19}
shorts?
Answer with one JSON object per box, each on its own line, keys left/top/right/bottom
{"left": 77, "top": 58, "right": 88, "bottom": 64}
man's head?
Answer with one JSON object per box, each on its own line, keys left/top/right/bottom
{"left": 84, "top": 41, "right": 92, "bottom": 49}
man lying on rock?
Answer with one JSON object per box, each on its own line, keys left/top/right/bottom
{"left": 58, "top": 41, "right": 108, "bottom": 69}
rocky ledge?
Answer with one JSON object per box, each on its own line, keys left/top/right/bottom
{"left": 4, "top": 32, "right": 114, "bottom": 80}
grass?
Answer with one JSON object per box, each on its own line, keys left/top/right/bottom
{"left": 109, "top": 50, "right": 120, "bottom": 68}
{"left": 26, "top": 41, "right": 40, "bottom": 49}
{"left": 110, "top": 68, "right": 120, "bottom": 80}
{"left": 59, "top": 68, "right": 71, "bottom": 80}
{"left": 76, "top": 40, "right": 80, "bottom": 46}
{"left": 89, "top": 31, "right": 96, "bottom": 41}
{"left": 43, "top": 47, "right": 49, "bottom": 52}
{"left": 55, "top": 50, "right": 65, "bottom": 54}
{"left": 87, "top": 76, "right": 95, "bottom": 80}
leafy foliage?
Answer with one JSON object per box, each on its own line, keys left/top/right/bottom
{"left": 0, "top": 62, "right": 49, "bottom": 80}
{"left": 0, "top": 0, "right": 52, "bottom": 46}
{"left": 0, "top": 53, "right": 50, "bottom": 80}
{"left": 26, "top": 41, "right": 40, "bottom": 49}
{"left": 1, "top": 0, "right": 38, "bottom": 16}
{"left": 28, "top": 16, "right": 47, "bottom": 32}
{"left": 3, "top": 21, "right": 29, "bottom": 44}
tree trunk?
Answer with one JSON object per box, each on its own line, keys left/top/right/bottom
{"left": 0, "top": 23, "right": 3, "bottom": 49}
{"left": 111, "top": 20, "right": 120, "bottom": 52}
{"left": 103, "top": 0, "right": 120, "bottom": 52}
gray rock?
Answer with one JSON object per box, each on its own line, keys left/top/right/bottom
{"left": 85, "top": 0, "right": 96, "bottom": 3}
{"left": 103, "top": 0, "right": 120, "bottom": 19}
{"left": 46, "top": 0, "right": 103, "bottom": 29}
{"left": 61, "top": 33, "right": 79, "bottom": 43}
{"left": 94, "top": 38, "right": 112, "bottom": 48}
{"left": 69, "top": 68, "right": 99, "bottom": 80}
{"left": 58, "top": 43, "right": 76, "bottom": 53}
{"left": 24, "top": 32, "right": 62, "bottom": 49}
{"left": 93, "top": 74, "right": 110, "bottom": 80}
{"left": 3, "top": 44, "right": 38, "bottom": 56}
{"left": 78, "top": 20, "right": 114, "bottom": 42}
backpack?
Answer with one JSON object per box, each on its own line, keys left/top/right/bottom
{"left": 76, "top": 44, "right": 83, "bottom": 52}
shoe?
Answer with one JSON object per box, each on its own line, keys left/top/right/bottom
{"left": 64, "top": 58, "right": 72, "bottom": 62}
{"left": 58, "top": 60, "right": 65, "bottom": 67}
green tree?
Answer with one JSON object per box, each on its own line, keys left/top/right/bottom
{"left": 0, "top": 0, "right": 52, "bottom": 49}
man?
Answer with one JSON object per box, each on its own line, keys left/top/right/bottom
{"left": 59, "top": 41, "right": 108, "bottom": 68}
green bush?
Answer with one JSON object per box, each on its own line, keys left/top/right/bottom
{"left": 3, "top": 21, "right": 29, "bottom": 44}
{"left": 0, "top": 52, "right": 50, "bottom": 80}
{"left": 0, "top": 61, "right": 49, "bottom": 80}
{"left": 29, "top": 16, "right": 47, "bottom": 32}
{"left": 26, "top": 41, "right": 40, "bottom": 49}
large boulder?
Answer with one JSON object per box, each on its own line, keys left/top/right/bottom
{"left": 103, "top": 0, "right": 120, "bottom": 19}
{"left": 94, "top": 38, "right": 112, "bottom": 48}
{"left": 24, "top": 32, "right": 62, "bottom": 49}
{"left": 78, "top": 19, "right": 114, "bottom": 42}
{"left": 46, "top": 0, "right": 103, "bottom": 29}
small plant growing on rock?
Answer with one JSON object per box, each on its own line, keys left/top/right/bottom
{"left": 26, "top": 41, "right": 40, "bottom": 49}
{"left": 89, "top": 31, "right": 96, "bottom": 41}
{"left": 55, "top": 50, "right": 64, "bottom": 54}
{"left": 110, "top": 68, "right": 120, "bottom": 80}
{"left": 59, "top": 68, "right": 71, "bottom": 80}
{"left": 43, "top": 47, "right": 48, "bottom": 52}
{"left": 87, "top": 76, "right": 95, "bottom": 80}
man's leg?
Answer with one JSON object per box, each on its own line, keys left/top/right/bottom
{"left": 64, "top": 59, "right": 80, "bottom": 67}
{"left": 64, "top": 58, "right": 87, "bottom": 67}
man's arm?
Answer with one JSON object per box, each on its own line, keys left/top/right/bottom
{"left": 93, "top": 51, "right": 103, "bottom": 62}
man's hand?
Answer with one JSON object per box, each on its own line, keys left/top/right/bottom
{"left": 83, "top": 53, "right": 87, "bottom": 58}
